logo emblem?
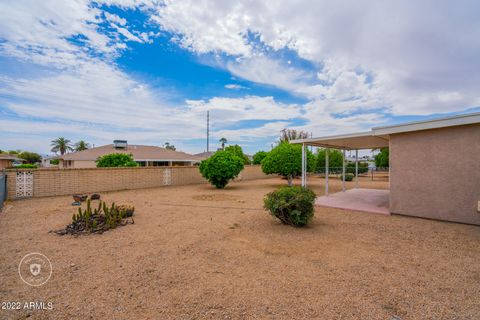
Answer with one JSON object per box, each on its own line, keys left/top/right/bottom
{"left": 30, "top": 263, "right": 42, "bottom": 276}
{"left": 18, "top": 253, "right": 52, "bottom": 286}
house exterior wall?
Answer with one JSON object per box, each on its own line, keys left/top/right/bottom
{"left": 5, "top": 165, "right": 272, "bottom": 200}
{"left": 390, "top": 123, "right": 480, "bottom": 225}
{"left": 0, "top": 159, "right": 12, "bottom": 170}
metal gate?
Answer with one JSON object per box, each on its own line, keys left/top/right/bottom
{"left": 0, "top": 174, "right": 6, "bottom": 209}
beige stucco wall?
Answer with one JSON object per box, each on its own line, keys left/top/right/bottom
{"left": 390, "top": 123, "right": 480, "bottom": 225}
{"left": 6, "top": 165, "right": 272, "bottom": 199}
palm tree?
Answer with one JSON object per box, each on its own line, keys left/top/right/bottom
{"left": 164, "top": 142, "right": 176, "bottom": 151}
{"left": 51, "top": 137, "right": 73, "bottom": 155}
{"left": 219, "top": 137, "right": 227, "bottom": 150}
{"left": 74, "top": 140, "right": 89, "bottom": 151}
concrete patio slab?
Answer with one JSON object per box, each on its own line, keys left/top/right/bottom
{"left": 316, "top": 188, "right": 390, "bottom": 215}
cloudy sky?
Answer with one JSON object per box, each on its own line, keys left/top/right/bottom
{"left": 1, "top": 0, "right": 479, "bottom": 155}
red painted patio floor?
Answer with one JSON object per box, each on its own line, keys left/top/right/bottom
{"left": 315, "top": 188, "right": 390, "bottom": 215}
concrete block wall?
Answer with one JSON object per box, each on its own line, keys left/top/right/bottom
{"left": 6, "top": 165, "right": 272, "bottom": 200}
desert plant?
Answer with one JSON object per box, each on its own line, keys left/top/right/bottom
{"left": 261, "top": 142, "right": 315, "bottom": 186}
{"left": 58, "top": 199, "right": 134, "bottom": 235}
{"left": 199, "top": 150, "right": 244, "bottom": 188}
{"left": 96, "top": 153, "right": 138, "bottom": 167}
{"left": 264, "top": 186, "right": 316, "bottom": 227}
{"left": 252, "top": 151, "right": 268, "bottom": 165}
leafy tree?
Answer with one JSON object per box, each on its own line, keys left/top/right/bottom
{"left": 74, "top": 140, "right": 90, "bottom": 151}
{"left": 261, "top": 142, "right": 315, "bottom": 186}
{"left": 219, "top": 137, "right": 227, "bottom": 150}
{"left": 375, "top": 148, "right": 389, "bottom": 167}
{"left": 252, "top": 151, "right": 268, "bottom": 165}
{"left": 164, "top": 142, "right": 176, "bottom": 150}
{"left": 18, "top": 151, "right": 42, "bottom": 164}
{"left": 96, "top": 153, "right": 138, "bottom": 167}
{"left": 50, "top": 159, "right": 60, "bottom": 165}
{"left": 199, "top": 150, "right": 244, "bottom": 188}
{"left": 51, "top": 137, "right": 73, "bottom": 155}
{"left": 315, "top": 148, "right": 343, "bottom": 172}
{"left": 224, "top": 144, "right": 250, "bottom": 164}
{"left": 279, "top": 128, "right": 309, "bottom": 142}
{"left": 8, "top": 150, "right": 21, "bottom": 155}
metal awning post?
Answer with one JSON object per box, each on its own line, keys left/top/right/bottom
{"left": 325, "top": 148, "right": 329, "bottom": 196}
{"left": 342, "top": 149, "right": 346, "bottom": 192}
{"left": 355, "top": 149, "right": 359, "bottom": 188}
{"left": 301, "top": 143, "right": 306, "bottom": 187}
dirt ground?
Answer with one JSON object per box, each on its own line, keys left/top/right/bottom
{"left": 0, "top": 176, "right": 479, "bottom": 320}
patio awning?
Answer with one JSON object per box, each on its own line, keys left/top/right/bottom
{"left": 291, "top": 131, "right": 389, "bottom": 150}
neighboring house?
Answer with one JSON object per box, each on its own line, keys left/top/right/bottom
{"left": 57, "top": 140, "right": 202, "bottom": 168}
{"left": 41, "top": 156, "right": 59, "bottom": 168}
{"left": 194, "top": 151, "right": 215, "bottom": 160}
{"left": 0, "top": 154, "right": 25, "bottom": 169}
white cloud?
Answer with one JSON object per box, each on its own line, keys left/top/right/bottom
{"left": 149, "top": 0, "right": 480, "bottom": 115}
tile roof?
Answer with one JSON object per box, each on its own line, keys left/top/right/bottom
{"left": 59, "top": 144, "right": 202, "bottom": 162}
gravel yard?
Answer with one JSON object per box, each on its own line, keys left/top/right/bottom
{"left": 0, "top": 176, "right": 479, "bottom": 319}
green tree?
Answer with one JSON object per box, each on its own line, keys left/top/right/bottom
{"left": 8, "top": 150, "right": 21, "bottom": 155}
{"left": 96, "top": 153, "right": 138, "bottom": 167}
{"left": 51, "top": 137, "right": 73, "bottom": 155}
{"left": 224, "top": 144, "right": 250, "bottom": 164}
{"left": 164, "top": 142, "right": 176, "bottom": 150}
{"left": 219, "top": 137, "right": 227, "bottom": 150}
{"left": 261, "top": 142, "right": 315, "bottom": 186}
{"left": 199, "top": 150, "right": 244, "bottom": 188}
{"left": 315, "top": 148, "right": 344, "bottom": 172}
{"left": 252, "top": 151, "right": 268, "bottom": 165}
{"left": 279, "top": 128, "right": 309, "bottom": 142}
{"left": 74, "top": 140, "right": 90, "bottom": 151}
{"left": 374, "top": 148, "right": 389, "bottom": 167}
{"left": 18, "top": 151, "right": 42, "bottom": 164}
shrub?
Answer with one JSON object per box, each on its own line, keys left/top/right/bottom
{"left": 261, "top": 142, "right": 315, "bottom": 186}
{"left": 96, "top": 153, "right": 138, "bottom": 167}
{"left": 346, "top": 162, "right": 369, "bottom": 174}
{"left": 340, "top": 173, "right": 354, "bottom": 181}
{"left": 15, "top": 164, "right": 38, "bottom": 169}
{"left": 224, "top": 145, "right": 251, "bottom": 164}
{"left": 252, "top": 151, "right": 268, "bottom": 165}
{"left": 199, "top": 150, "right": 244, "bottom": 188}
{"left": 264, "top": 186, "right": 316, "bottom": 227}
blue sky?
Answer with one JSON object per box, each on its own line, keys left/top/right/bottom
{"left": 1, "top": 1, "right": 479, "bottom": 155}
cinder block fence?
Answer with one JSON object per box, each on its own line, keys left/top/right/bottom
{"left": 5, "top": 165, "right": 272, "bottom": 200}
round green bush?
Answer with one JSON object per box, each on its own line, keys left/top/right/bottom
{"left": 252, "top": 151, "right": 268, "bottom": 165}
{"left": 263, "top": 186, "right": 316, "bottom": 227}
{"left": 199, "top": 150, "right": 244, "bottom": 188}
{"left": 261, "top": 142, "right": 315, "bottom": 186}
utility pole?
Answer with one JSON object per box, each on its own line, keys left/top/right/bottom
{"left": 206, "top": 111, "right": 210, "bottom": 152}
